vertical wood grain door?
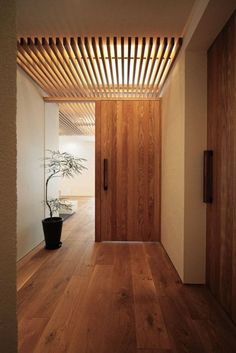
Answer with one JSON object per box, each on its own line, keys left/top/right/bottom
{"left": 206, "top": 11, "right": 236, "bottom": 322}
{"left": 95, "top": 100, "right": 161, "bottom": 242}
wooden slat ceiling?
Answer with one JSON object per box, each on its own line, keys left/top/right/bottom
{"left": 17, "top": 36, "right": 182, "bottom": 135}
{"left": 17, "top": 36, "right": 182, "bottom": 99}
{"left": 59, "top": 102, "right": 95, "bottom": 135}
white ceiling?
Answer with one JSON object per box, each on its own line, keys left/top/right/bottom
{"left": 17, "top": 0, "right": 195, "bottom": 37}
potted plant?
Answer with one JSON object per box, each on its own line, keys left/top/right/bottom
{"left": 42, "top": 150, "right": 86, "bottom": 249}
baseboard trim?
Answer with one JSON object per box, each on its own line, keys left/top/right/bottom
{"left": 17, "top": 240, "right": 44, "bottom": 270}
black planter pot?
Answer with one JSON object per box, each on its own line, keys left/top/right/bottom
{"left": 42, "top": 217, "right": 63, "bottom": 249}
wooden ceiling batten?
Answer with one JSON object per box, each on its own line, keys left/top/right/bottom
{"left": 62, "top": 38, "right": 87, "bottom": 97}
{"left": 106, "top": 37, "right": 115, "bottom": 91}
{"left": 77, "top": 37, "right": 97, "bottom": 95}
{"left": 18, "top": 39, "right": 59, "bottom": 95}
{"left": 127, "top": 37, "right": 132, "bottom": 88}
{"left": 91, "top": 37, "right": 107, "bottom": 97}
{"left": 148, "top": 37, "right": 167, "bottom": 94}
{"left": 113, "top": 36, "right": 120, "bottom": 94}
{"left": 56, "top": 38, "right": 85, "bottom": 97}
{"left": 121, "top": 36, "right": 125, "bottom": 91}
{"left": 32, "top": 38, "right": 65, "bottom": 95}
{"left": 132, "top": 37, "right": 139, "bottom": 95}
{"left": 141, "top": 37, "right": 153, "bottom": 91}
{"left": 60, "top": 111, "right": 83, "bottom": 135}
{"left": 98, "top": 37, "right": 111, "bottom": 96}
{"left": 59, "top": 102, "right": 95, "bottom": 136}
{"left": 70, "top": 38, "right": 95, "bottom": 97}
{"left": 84, "top": 37, "right": 101, "bottom": 93}
{"left": 17, "top": 35, "right": 182, "bottom": 101}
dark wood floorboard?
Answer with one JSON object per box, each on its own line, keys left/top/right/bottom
{"left": 17, "top": 197, "right": 236, "bottom": 353}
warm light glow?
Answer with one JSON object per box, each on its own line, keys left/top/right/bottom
{"left": 17, "top": 36, "right": 182, "bottom": 99}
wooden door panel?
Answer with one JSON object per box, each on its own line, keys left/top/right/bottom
{"left": 100, "top": 101, "right": 117, "bottom": 241}
{"left": 96, "top": 100, "right": 161, "bottom": 242}
{"left": 206, "top": 11, "right": 236, "bottom": 322}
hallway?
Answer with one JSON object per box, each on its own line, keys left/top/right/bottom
{"left": 18, "top": 198, "right": 236, "bottom": 353}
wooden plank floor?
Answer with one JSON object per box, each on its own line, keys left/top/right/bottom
{"left": 18, "top": 197, "right": 236, "bottom": 353}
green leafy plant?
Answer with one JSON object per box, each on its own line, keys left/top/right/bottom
{"left": 44, "top": 150, "right": 87, "bottom": 218}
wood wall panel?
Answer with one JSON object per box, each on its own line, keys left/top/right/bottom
{"left": 207, "top": 11, "right": 236, "bottom": 322}
{"left": 96, "top": 100, "right": 161, "bottom": 242}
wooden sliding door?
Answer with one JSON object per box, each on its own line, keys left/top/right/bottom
{"left": 207, "top": 11, "right": 236, "bottom": 322}
{"left": 95, "top": 100, "right": 161, "bottom": 242}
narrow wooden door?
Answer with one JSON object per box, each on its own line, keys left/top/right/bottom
{"left": 95, "top": 100, "right": 161, "bottom": 242}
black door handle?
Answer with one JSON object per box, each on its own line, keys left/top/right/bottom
{"left": 203, "top": 150, "right": 213, "bottom": 203}
{"left": 103, "top": 159, "right": 108, "bottom": 190}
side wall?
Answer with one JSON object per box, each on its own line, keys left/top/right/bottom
{"left": 59, "top": 135, "right": 95, "bottom": 197}
{"left": 161, "top": 54, "right": 185, "bottom": 280}
{"left": 184, "top": 51, "right": 207, "bottom": 283}
{"left": 0, "top": 0, "right": 17, "bottom": 351}
{"left": 161, "top": 50, "right": 207, "bottom": 283}
{"left": 17, "top": 68, "right": 59, "bottom": 259}
{"left": 17, "top": 68, "right": 45, "bottom": 260}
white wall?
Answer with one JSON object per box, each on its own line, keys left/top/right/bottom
{"left": 160, "top": 0, "right": 209, "bottom": 284}
{"left": 161, "top": 50, "right": 207, "bottom": 283}
{"left": 161, "top": 54, "right": 185, "bottom": 280}
{"left": 59, "top": 135, "right": 95, "bottom": 197}
{"left": 17, "top": 68, "right": 59, "bottom": 260}
{"left": 17, "top": 68, "right": 45, "bottom": 260}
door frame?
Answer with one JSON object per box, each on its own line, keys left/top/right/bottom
{"left": 95, "top": 101, "right": 102, "bottom": 242}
